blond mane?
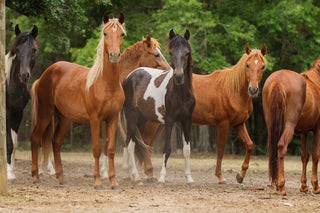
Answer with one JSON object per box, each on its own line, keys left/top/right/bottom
{"left": 215, "top": 49, "right": 266, "bottom": 95}
{"left": 86, "top": 19, "right": 126, "bottom": 91}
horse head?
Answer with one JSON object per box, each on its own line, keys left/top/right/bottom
{"left": 168, "top": 29, "right": 192, "bottom": 85}
{"left": 245, "top": 43, "right": 267, "bottom": 96}
{"left": 138, "top": 34, "right": 171, "bottom": 70}
{"left": 102, "top": 12, "right": 126, "bottom": 64}
{"left": 11, "top": 24, "right": 38, "bottom": 83}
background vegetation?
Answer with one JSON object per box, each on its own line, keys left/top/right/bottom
{"left": 5, "top": 0, "right": 320, "bottom": 155}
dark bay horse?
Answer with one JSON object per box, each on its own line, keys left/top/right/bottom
{"left": 120, "top": 29, "right": 195, "bottom": 183}
{"left": 133, "top": 44, "right": 267, "bottom": 184}
{"left": 263, "top": 56, "right": 320, "bottom": 195}
{"left": 5, "top": 24, "right": 38, "bottom": 180}
{"left": 31, "top": 12, "right": 125, "bottom": 189}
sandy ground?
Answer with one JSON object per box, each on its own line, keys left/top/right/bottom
{"left": 1, "top": 151, "right": 320, "bottom": 213}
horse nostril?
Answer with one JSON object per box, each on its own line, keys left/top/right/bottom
{"left": 117, "top": 53, "right": 120, "bottom": 57}
{"left": 109, "top": 52, "right": 113, "bottom": 57}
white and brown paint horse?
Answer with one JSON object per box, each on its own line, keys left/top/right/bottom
{"left": 120, "top": 29, "right": 195, "bottom": 183}
{"left": 5, "top": 24, "right": 39, "bottom": 181}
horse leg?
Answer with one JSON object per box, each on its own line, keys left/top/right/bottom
{"left": 6, "top": 126, "right": 15, "bottom": 180}
{"left": 89, "top": 118, "right": 102, "bottom": 189}
{"left": 233, "top": 123, "right": 254, "bottom": 183}
{"left": 52, "top": 115, "right": 71, "bottom": 185}
{"left": 311, "top": 128, "right": 320, "bottom": 194}
{"left": 215, "top": 122, "right": 230, "bottom": 184}
{"left": 101, "top": 121, "right": 109, "bottom": 179}
{"left": 105, "top": 115, "right": 120, "bottom": 189}
{"left": 141, "top": 122, "right": 164, "bottom": 180}
{"left": 300, "top": 133, "right": 309, "bottom": 192}
{"left": 158, "top": 120, "right": 173, "bottom": 183}
{"left": 181, "top": 118, "right": 194, "bottom": 183}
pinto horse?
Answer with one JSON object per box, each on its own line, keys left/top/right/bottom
{"left": 120, "top": 29, "right": 195, "bottom": 183}
{"left": 134, "top": 43, "right": 267, "bottom": 184}
{"left": 100, "top": 34, "right": 171, "bottom": 178}
{"left": 263, "top": 56, "right": 320, "bottom": 195}
{"left": 5, "top": 24, "right": 38, "bottom": 181}
{"left": 30, "top": 12, "right": 125, "bottom": 189}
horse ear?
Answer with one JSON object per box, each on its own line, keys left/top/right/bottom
{"left": 169, "top": 29, "right": 175, "bottom": 40}
{"left": 31, "top": 25, "right": 38, "bottom": 39}
{"left": 184, "top": 29, "right": 190, "bottom": 40}
{"left": 261, "top": 44, "right": 267, "bottom": 56}
{"left": 15, "top": 24, "right": 21, "bottom": 36}
{"left": 245, "top": 43, "right": 251, "bottom": 55}
{"left": 143, "top": 34, "right": 152, "bottom": 48}
{"left": 103, "top": 11, "right": 109, "bottom": 24}
{"left": 119, "top": 12, "right": 125, "bottom": 25}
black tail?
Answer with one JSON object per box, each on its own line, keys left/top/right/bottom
{"left": 268, "top": 84, "right": 286, "bottom": 184}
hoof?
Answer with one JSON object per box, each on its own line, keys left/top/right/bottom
{"left": 134, "top": 180, "right": 144, "bottom": 186}
{"left": 59, "top": 181, "right": 68, "bottom": 186}
{"left": 312, "top": 188, "right": 320, "bottom": 194}
{"left": 146, "top": 177, "right": 158, "bottom": 184}
{"left": 300, "top": 186, "right": 308, "bottom": 193}
{"left": 157, "top": 182, "right": 165, "bottom": 187}
{"left": 33, "top": 180, "right": 41, "bottom": 184}
{"left": 218, "top": 180, "right": 227, "bottom": 184}
{"left": 236, "top": 173, "right": 244, "bottom": 183}
{"left": 112, "top": 185, "right": 120, "bottom": 190}
{"left": 94, "top": 185, "right": 104, "bottom": 190}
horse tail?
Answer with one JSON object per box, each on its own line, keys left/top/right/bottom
{"left": 119, "top": 108, "right": 150, "bottom": 165}
{"left": 31, "top": 80, "right": 54, "bottom": 168}
{"left": 267, "top": 83, "right": 286, "bottom": 184}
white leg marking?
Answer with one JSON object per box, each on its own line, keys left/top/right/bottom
{"left": 123, "top": 147, "right": 129, "bottom": 170}
{"left": 182, "top": 134, "right": 194, "bottom": 183}
{"left": 38, "top": 147, "right": 44, "bottom": 175}
{"left": 158, "top": 153, "right": 167, "bottom": 183}
{"left": 100, "top": 154, "right": 109, "bottom": 179}
{"left": 128, "top": 140, "right": 140, "bottom": 181}
{"left": 47, "top": 155, "right": 56, "bottom": 176}
{"left": 10, "top": 129, "right": 18, "bottom": 170}
{"left": 7, "top": 163, "right": 16, "bottom": 180}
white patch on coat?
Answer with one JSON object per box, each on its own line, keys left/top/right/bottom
{"left": 158, "top": 153, "right": 167, "bottom": 183}
{"left": 101, "top": 154, "right": 109, "bottom": 179}
{"left": 10, "top": 129, "right": 18, "bottom": 169}
{"left": 7, "top": 163, "right": 16, "bottom": 180}
{"left": 142, "top": 68, "right": 173, "bottom": 123}
{"left": 255, "top": 59, "right": 258, "bottom": 64}
{"left": 182, "top": 134, "right": 194, "bottom": 183}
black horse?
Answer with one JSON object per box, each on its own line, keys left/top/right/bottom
{"left": 6, "top": 24, "right": 38, "bottom": 180}
{"left": 120, "top": 29, "right": 195, "bottom": 183}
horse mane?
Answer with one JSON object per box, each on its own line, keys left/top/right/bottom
{"left": 120, "top": 37, "right": 160, "bottom": 61}
{"left": 215, "top": 49, "right": 266, "bottom": 95}
{"left": 167, "top": 34, "right": 193, "bottom": 88}
{"left": 301, "top": 55, "right": 320, "bottom": 86}
{"left": 86, "top": 18, "right": 126, "bottom": 91}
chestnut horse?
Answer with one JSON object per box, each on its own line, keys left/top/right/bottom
{"left": 30, "top": 12, "right": 125, "bottom": 189}
{"left": 263, "top": 56, "right": 320, "bottom": 195}
{"left": 134, "top": 44, "right": 267, "bottom": 184}
{"left": 120, "top": 29, "right": 195, "bottom": 183}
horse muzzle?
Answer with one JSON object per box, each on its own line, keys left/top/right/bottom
{"left": 173, "top": 73, "right": 184, "bottom": 85}
{"left": 109, "top": 51, "right": 121, "bottom": 64}
{"left": 19, "top": 70, "right": 30, "bottom": 83}
{"left": 248, "top": 85, "right": 259, "bottom": 97}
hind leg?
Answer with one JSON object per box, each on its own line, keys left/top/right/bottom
{"left": 300, "top": 133, "right": 309, "bottom": 192}
{"left": 181, "top": 117, "right": 193, "bottom": 183}
{"left": 311, "top": 128, "right": 320, "bottom": 194}
{"left": 52, "top": 115, "right": 71, "bottom": 184}
{"left": 215, "top": 121, "right": 230, "bottom": 184}
{"left": 234, "top": 123, "right": 254, "bottom": 183}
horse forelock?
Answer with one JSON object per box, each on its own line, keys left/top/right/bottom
{"left": 86, "top": 19, "right": 126, "bottom": 91}
{"left": 216, "top": 49, "right": 266, "bottom": 96}
{"left": 10, "top": 31, "right": 38, "bottom": 54}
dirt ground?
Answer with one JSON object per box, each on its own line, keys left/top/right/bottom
{"left": 1, "top": 151, "right": 320, "bottom": 213}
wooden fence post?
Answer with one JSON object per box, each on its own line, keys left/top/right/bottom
{"left": 0, "top": 0, "right": 7, "bottom": 196}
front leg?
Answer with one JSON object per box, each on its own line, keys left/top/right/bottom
{"left": 89, "top": 119, "right": 102, "bottom": 189}
{"left": 181, "top": 117, "right": 194, "bottom": 183}
{"left": 233, "top": 123, "right": 254, "bottom": 183}
{"left": 158, "top": 119, "right": 174, "bottom": 183}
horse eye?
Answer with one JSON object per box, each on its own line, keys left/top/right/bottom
{"left": 262, "top": 65, "right": 265, "bottom": 70}
{"left": 103, "top": 32, "right": 107, "bottom": 36}
{"left": 246, "top": 64, "right": 249, "bottom": 68}
{"left": 154, "top": 54, "right": 160, "bottom": 58}
{"left": 121, "top": 33, "right": 125, "bottom": 37}
{"left": 169, "top": 52, "right": 172, "bottom": 56}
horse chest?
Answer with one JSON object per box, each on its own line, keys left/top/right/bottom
{"left": 6, "top": 85, "right": 30, "bottom": 110}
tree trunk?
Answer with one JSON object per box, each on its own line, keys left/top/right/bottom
{"left": 0, "top": 0, "right": 7, "bottom": 196}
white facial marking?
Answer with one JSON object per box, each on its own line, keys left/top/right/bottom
{"left": 112, "top": 24, "right": 117, "bottom": 32}
{"left": 142, "top": 67, "right": 174, "bottom": 123}
{"left": 255, "top": 59, "right": 258, "bottom": 64}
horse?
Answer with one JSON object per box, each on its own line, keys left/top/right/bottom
{"left": 99, "top": 34, "right": 171, "bottom": 178}
{"left": 263, "top": 56, "right": 320, "bottom": 196}
{"left": 30, "top": 12, "right": 125, "bottom": 190}
{"left": 131, "top": 43, "right": 267, "bottom": 184}
{"left": 120, "top": 29, "right": 195, "bottom": 183}
{"left": 5, "top": 24, "right": 38, "bottom": 181}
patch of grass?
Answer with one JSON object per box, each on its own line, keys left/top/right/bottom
{"left": 1, "top": 195, "right": 30, "bottom": 202}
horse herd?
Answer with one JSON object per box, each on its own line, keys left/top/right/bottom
{"left": 4, "top": 11, "right": 320, "bottom": 196}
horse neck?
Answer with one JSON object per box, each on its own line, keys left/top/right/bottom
{"left": 101, "top": 53, "right": 120, "bottom": 87}
{"left": 303, "top": 66, "right": 320, "bottom": 88}
{"left": 8, "top": 58, "right": 26, "bottom": 88}
{"left": 119, "top": 42, "right": 144, "bottom": 81}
